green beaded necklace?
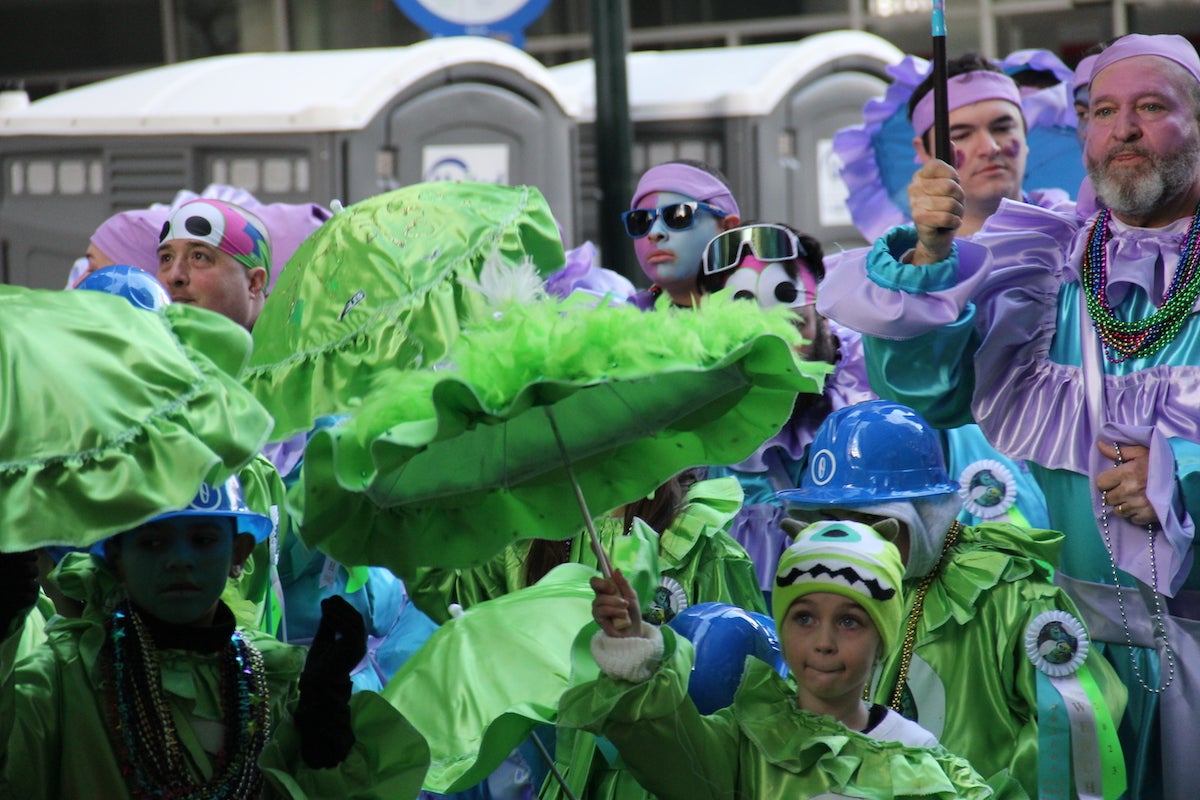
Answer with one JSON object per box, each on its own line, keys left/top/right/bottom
{"left": 1082, "top": 205, "right": 1200, "bottom": 362}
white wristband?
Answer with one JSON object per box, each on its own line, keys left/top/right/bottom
{"left": 590, "top": 625, "right": 665, "bottom": 683}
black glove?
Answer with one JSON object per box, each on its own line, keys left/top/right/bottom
{"left": 0, "top": 550, "right": 39, "bottom": 637}
{"left": 295, "top": 595, "right": 367, "bottom": 769}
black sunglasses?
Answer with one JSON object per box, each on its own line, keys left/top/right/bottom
{"left": 621, "top": 201, "right": 728, "bottom": 239}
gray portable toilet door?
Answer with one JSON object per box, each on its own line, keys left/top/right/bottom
{"left": 388, "top": 81, "right": 541, "bottom": 191}
{"left": 783, "top": 71, "right": 889, "bottom": 251}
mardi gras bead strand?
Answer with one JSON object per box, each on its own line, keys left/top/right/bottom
{"left": 104, "top": 604, "right": 271, "bottom": 800}
{"left": 887, "top": 521, "right": 962, "bottom": 712}
{"left": 1098, "top": 444, "right": 1176, "bottom": 694}
{"left": 1082, "top": 205, "right": 1200, "bottom": 363}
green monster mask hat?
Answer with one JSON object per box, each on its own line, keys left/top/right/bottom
{"left": 772, "top": 519, "right": 905, "bottom": 653}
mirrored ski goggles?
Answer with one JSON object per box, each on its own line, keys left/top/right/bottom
{"left": 702, "top": 223, "right": 806, "bottom": 275}
{"left": 621, "top": 201, "right": 728, "bottom": 239}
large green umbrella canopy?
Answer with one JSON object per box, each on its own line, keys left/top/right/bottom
{"left": 294, "top": 293, "right": 830, "bottom": 575}
{"left": 0, "top": 285, "right": 273, "bottom": 552}
{"left": 243, "top": 181, "right": 566, "bottom": 442}
{"left": 382, "top": 562, "right": 601, "bottom": 794}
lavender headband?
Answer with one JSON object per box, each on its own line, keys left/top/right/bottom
{"left": 910, "top": 70, "right": 1023, "bottom": 138}
{"left": 1090, "top": 33, "right": 1200, "bottom": 88}
{"left": 631, "top": 163, "right": 740, "bottom": 217}
{"left": 159, "top": 199, "right": 272, "bottom": 278}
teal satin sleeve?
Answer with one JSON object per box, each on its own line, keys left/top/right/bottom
{"left": 862, "top": 309, "right": 981, "bottom": 429}
{"left": 1169, "top": 437, "right": 1200, "bottom": 542}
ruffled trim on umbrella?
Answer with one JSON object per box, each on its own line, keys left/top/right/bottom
{"left": 0, "top": 290, "right": 273, "bottom": 551}
{"left": 919, "top": 522, "right": 1064, "bottom": 633}
{"left": 297, "top": 293, "right": 831, "bottom": 572}
{"left": 733, "top": 660, "right": 995, "bottom": 798}
{"left": 243, "top": 182, "right": 566, "bottom": 442}
{"left": 341, "top": 293, "right": 828, "bottom": 482}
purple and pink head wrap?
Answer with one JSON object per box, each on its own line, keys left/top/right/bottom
{"left": 630, "top": 163, "right": 740, "bottom": 217}
{"left": 910, "top": 69, "right": 1024, "bottom": 138}
{"left": 89, "top": 207, "right": 171, "bottom": 273}
{"left": 1090, "top": 34, "right": 1200, "bottom": 88}
{"left": 158, "top": 199, "right": 272, "bottom": 278}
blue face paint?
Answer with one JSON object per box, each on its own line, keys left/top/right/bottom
{"left": 632, "top": 191, "right": 726, "bottom": 298}
{"left": 113, "top": 517, "right": 239, "bottom": 625}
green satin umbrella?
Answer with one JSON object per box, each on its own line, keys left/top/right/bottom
{"left": 0, "top": 285, "right": 273, "bottom": 552}
{"left": 293, "top": 292, "right": 830, "bottom": 576}
{"left": 381, "top": 526, "right": 660, "bottom": 796}
{"left": 243, "top": 181, "right": 566, "bottom": 442}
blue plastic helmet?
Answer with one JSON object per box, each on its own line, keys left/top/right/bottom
{"left": 777, "top": 400, "right": 959, "bottom": 508}
{"left": 667, "top": 602, "right": 788, "bottom": 714}
{"left": 150, "top": 476, "right": 273, "bottom": 543}
{"left": 76, "top": 265, "right": 171, "bottom": 311}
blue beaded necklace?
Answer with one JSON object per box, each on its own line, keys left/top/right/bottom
{"left": 103, "top": 603, "right": 271, "bottom": 800}
{"left": 1082, "top": 205, "right": 1200, "bottom": 362}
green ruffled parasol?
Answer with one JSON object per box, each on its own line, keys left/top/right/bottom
{"left": 243, "top": 181, "right": 566, "bottom": 442}
{"left": 0, "top": 285, "right": 273, "bottom": 552}
{"left": 294, "top": 292, "right": 830, "bottom": 575}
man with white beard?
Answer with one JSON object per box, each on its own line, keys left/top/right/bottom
{"left": 817, "top": 33, "right": 1200, "bottom": 800}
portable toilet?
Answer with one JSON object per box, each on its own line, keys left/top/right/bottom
{"left": 0, "top": 37, "right": 580, "bottom": 289}
{"left": 551, "top": 30, "right": 904, "bottom": 258}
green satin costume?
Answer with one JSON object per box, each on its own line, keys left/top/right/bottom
{"left": 1, "top": 556, "right": 429, "bottom": 799}
{"left": 557, "top": 627, "right": 1010, "bottom": 800}
{"left": 872, "top": 522, "right": 1127, "bottom": 798}
{"left": 405, "top": 476, "right": 765, "bottom": 624}
{"left": 404, "top": 476, "right": 766, "bottom": 800}
{"left": 222, "top": 453, "right": 290, "bottom": 634}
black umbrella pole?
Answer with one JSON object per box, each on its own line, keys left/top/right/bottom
{"left": 931, "top": 2, "right": 953, "bottom": 164}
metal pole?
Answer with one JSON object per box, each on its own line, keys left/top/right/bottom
{"left": 160, "top": 0, "right": 179, "bottom": 63}
{"left": 590, "top": 0, "right": 639, "bottom": 286}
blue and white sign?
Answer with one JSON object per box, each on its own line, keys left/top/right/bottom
{"left": 422, "top": 143, "right": 510, "bottom": 184}
{"left": 394, "top": 0, "right": 552, "bottom": 48}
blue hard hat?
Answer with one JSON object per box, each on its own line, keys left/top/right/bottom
{"left": 668, "top": 602, "right": 788, "bottom": 714}
{"left": 777, "top": 400, "right": 959, "bottom": 508}
{"left": 151, "top": 476, "right": 273, "bottom": 543}
{"left": 76, "top": 265, "right": 171, "bottom": 311}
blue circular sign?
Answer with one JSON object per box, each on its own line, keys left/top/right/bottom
{"left": 394, "top": 0, "right": 552, "bottom": 47}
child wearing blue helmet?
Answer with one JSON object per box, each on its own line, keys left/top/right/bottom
{"left": 0, "top": 477, "right": 429, "bottom": 799}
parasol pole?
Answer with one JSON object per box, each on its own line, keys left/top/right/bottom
{"left": 931, "top": 0, "right": 953, "bottom": 165}
{"left": 545, "top": 409, "right": 616, "bottom": 580}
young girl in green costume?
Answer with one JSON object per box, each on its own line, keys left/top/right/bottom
{"left": 565, "top": 520, "right": 1015, "bottom": 800}
{"left": 0, "top": 477, "right": 429, "bottom": 800}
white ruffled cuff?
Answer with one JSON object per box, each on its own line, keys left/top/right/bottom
{"left": 590, "top": 624, "right": 664, "bottom": 683}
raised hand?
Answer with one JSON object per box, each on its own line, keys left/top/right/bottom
{"left": 296, "top": 595, "right": 367, "bottom": 769}
{"left": 591, "top": 569, "right": 646, "bottom": 639}
{"left": 908, "top": 158, "right": 964, "bottom": 265}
